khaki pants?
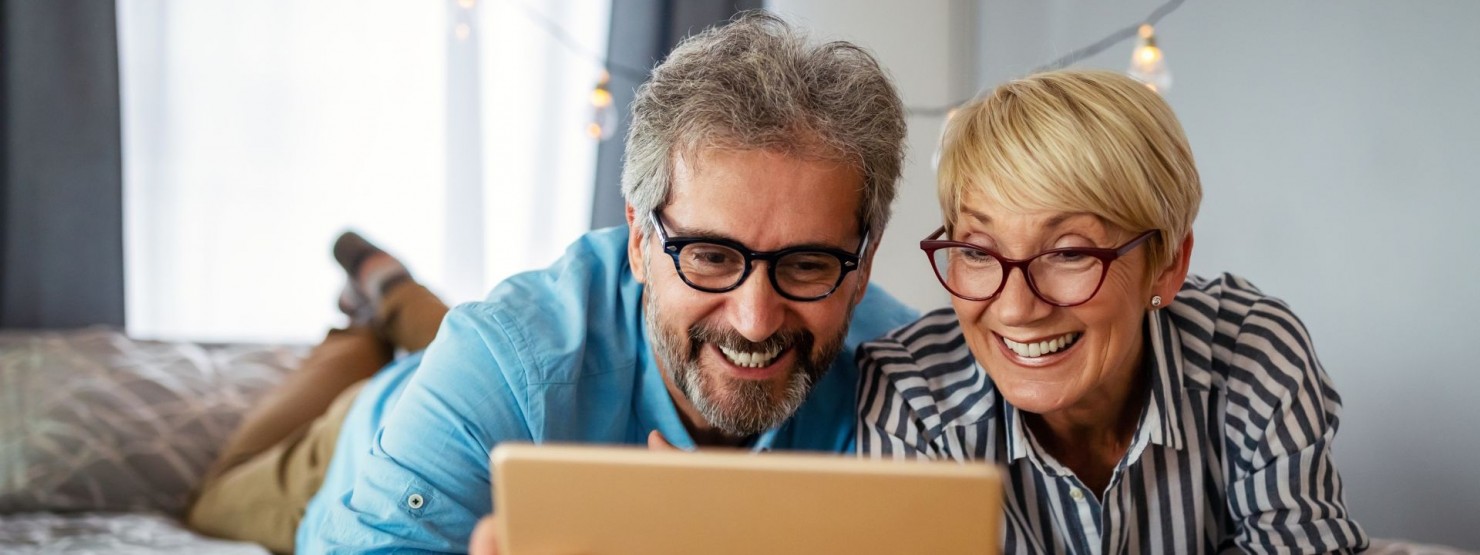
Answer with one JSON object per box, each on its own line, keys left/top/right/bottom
{"left": 187, "top": 283, "right": 448, "bottom": 554}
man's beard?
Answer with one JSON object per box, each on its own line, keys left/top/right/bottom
{"left": 644, "top": 288, "right": 849, "bottom": 438}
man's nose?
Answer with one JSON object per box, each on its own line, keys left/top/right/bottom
{"left": 726, "top": 265, "right": 787, "bottom": 343}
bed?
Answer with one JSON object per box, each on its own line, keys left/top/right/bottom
{"left": 2, "top": 329, "right": 1468, "bottom": 554}
{"left": 0, "top": 328, "right": 303, "bottom": 554}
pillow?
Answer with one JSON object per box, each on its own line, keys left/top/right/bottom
{"left": 0, "top": 511, "right": 272, "bottom": 554}
{"left": 0, "top": 328, "right": 303, "bottom": 516}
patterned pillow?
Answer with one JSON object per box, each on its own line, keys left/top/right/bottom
{"left": 0, "top": 328, "right": 302, "bottom": 516}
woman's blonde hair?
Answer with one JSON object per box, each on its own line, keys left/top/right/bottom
{"left": 938, "top": 69, "right": 1201, "bottom": 273}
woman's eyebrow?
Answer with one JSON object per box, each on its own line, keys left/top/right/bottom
{"left": 962, "top": 209, "right": 1099, "bottom": 231}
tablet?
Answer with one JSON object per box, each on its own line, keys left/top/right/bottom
{"left": 491, "top": 443, "right": 1002, "bottom": 555}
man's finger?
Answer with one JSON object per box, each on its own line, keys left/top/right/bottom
{"left": 470, "top": 515, "right": 501, "bottom": 555}
{"left": 647, "top": 430, "right": 677, "bottom": 451}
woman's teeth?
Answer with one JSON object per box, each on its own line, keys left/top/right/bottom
{"left": 719, "top": 345, "right": 782, "bottom": 368}
{"left": 1001, "top": 332, "right": 1079, "bottom": 358}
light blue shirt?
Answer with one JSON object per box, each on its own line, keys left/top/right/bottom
{"left": 297, "top": 227, "right": 918, "bottom": 553}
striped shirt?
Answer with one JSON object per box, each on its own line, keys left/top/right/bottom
{"left": 858, "top": 274, "right": 1368, "bottom": 554}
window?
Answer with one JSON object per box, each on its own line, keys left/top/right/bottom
{"left": 118, "top": 0, "right": 610, "bottom": 342}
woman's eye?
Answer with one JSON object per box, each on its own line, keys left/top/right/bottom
{"left": 1046, "top": 251, "right": 1086, "bottom": 262}
{"left": 958, "top": 249, "right": 996, "bottom": 265}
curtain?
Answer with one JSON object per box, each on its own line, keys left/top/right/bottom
{"left": 0, "top": 0, "right": 126, "bottom": 329}
{"left": 117, "top": 0, "right": 608, "bottom": 342}
{"left": 589, "top": 0, "right": 763, "bottom": 228}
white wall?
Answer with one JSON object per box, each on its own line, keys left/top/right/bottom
{"left": 766, "top": 0, "right": 972, "bottom": 313}
{"left": 772, "top": 0, "right": 1480, "bottom": 549}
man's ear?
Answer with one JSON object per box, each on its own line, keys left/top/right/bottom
{"left": 1151, "top": 231, "right": 1194, "bottom": 307}
{"left": 850, "top": 232, "right": 881, "bottom": 307}
{"left": 626, "top": 204, "right": 648, "bottom": 284}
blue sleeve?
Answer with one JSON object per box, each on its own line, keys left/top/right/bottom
{"left": 305, "top": 305, "right": 533, "bottom": 554}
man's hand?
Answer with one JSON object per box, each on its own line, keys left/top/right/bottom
{"left": 473, "top": 432, "right": 678, "bottom": 554}
{"left": 471, "top": 515, "right": 501, "bottom": 555}
{"left": 647, "top": 430, "right": 678, "bottom": 451}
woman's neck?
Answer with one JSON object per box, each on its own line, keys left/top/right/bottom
{"left": 1024, "top": 356, "right": 1150, "bottom": 498}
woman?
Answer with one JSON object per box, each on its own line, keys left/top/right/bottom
{"left": 858, "top": 70, "right": 1368, "bottom": 553}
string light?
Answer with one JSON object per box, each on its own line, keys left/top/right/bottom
{"left": 507, "top": 0, "right": 1184, "bottom": 138}
{"left": 587, "top": 72, "right": 618, "bottom": 140}
{"left": 499, "top": 0, "right": 648, "bottom": 141}
{"left": 913, "top": 0, "right": 1185, "bottom": 118}
{"left": 1128, "top": 24, "right": 1171, "bottom": 93}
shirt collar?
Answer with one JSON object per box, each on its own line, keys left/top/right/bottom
{"left": 1000, "top": 309, "right": 1190, "bottom": 465}
{"left": 1002, "top": 394, "right": 1034, "bottom": 463}
{"left": 1141, "top": 307, "right": 1188, "bottom": 450}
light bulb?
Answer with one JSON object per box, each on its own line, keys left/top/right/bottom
{"left": 588, "top": 71, "right": 617, "bottom": 140}
{"left": 1127, "top": 24, "right": 1172, "bottom": 93}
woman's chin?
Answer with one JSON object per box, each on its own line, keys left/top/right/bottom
{"left": 993, "top": 379, "right": 1076, "bottom": 416}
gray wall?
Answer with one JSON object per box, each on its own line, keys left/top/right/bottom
{"left": 773, "top": 0, "right": 1480, "bottom": 549}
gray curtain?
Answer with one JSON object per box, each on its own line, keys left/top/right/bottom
{"left": 588, "top": 0, "right": 763, "bottom": 229}
{"left": 0, "top": 0, "right": 125, "bottom": 329}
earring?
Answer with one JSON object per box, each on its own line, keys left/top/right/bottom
{"left": 1150, "top": 295, "right": 1163, "bottom": 308}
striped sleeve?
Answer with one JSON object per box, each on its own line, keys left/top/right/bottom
{"left": 1220, "top": 293, "right": 1369, "bottom": 554}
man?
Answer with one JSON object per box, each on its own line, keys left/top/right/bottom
{"left": 187, "top": 11, "right": 913, "bottom": 554}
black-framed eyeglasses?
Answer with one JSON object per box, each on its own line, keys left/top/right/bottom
{"left": 649, "top": 211, "right": 869, "bottom": 302}
{"left": 920, "top": 226, "right": 1157, "bottom": 307}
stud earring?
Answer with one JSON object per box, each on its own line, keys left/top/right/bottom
{"left": 1150, "top": 295, "right": 1163, "bottom": 308}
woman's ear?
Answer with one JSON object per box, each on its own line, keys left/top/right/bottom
{"left": 1151, "top": 231, "right": 1194, "bottom": 307}
{"left": 626, "top": 204, "right": 648, "bottom": 284}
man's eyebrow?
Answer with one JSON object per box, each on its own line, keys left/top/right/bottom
{"left": 662, "top": 221, "right": 731, "bottom": 243}
{"left": 664, "top": 222, "right": 854, "bottom": 252}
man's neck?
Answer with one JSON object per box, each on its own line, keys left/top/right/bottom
{"left": 673, "top": 404, "right": 750, "bottom": 448}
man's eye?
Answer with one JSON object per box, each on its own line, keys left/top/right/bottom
{"left": 684, "top": 246, "right": 741, "bottom": 269}
{"left": 778, "top": 253, "right": 840, "bottom": 280}
{"left": 694, "top": 251, "right": 731, "bottom": 264}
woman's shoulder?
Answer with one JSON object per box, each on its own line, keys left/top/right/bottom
{"left": 1168, "top": 272, "right": 1320, "bottom": 388}
{"left": 858, "top": 308, "right": 971, "bottom": 375}
{"left": 857, "top": 308, "right": 994, "bottom": 425}
{"left": 1172, "top": 273, "right": 1308, "bottom": 337}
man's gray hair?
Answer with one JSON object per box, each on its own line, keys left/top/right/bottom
{"left": 621, "top": 11, "right": 906, "bottom": 245}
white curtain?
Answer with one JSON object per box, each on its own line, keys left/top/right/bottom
{"left": 117, "top": 0, "right": 610, "bottom": 342}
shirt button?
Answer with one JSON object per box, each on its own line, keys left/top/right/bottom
{"left": 1069, "top": 488, "right": 1085, "bottom": 501}
{"left": 407, "top": 493, "right": 425, "bottom": 509}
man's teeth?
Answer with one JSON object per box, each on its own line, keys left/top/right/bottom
{"left": 719, "top": 345, "right": 782, "bottom": 368}
{"left": 1001, "top": 332, "right": 1079, "bottom": 358}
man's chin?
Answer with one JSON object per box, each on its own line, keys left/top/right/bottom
{"left": 689, "top": 363, "right": 802, "bottom": 435}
